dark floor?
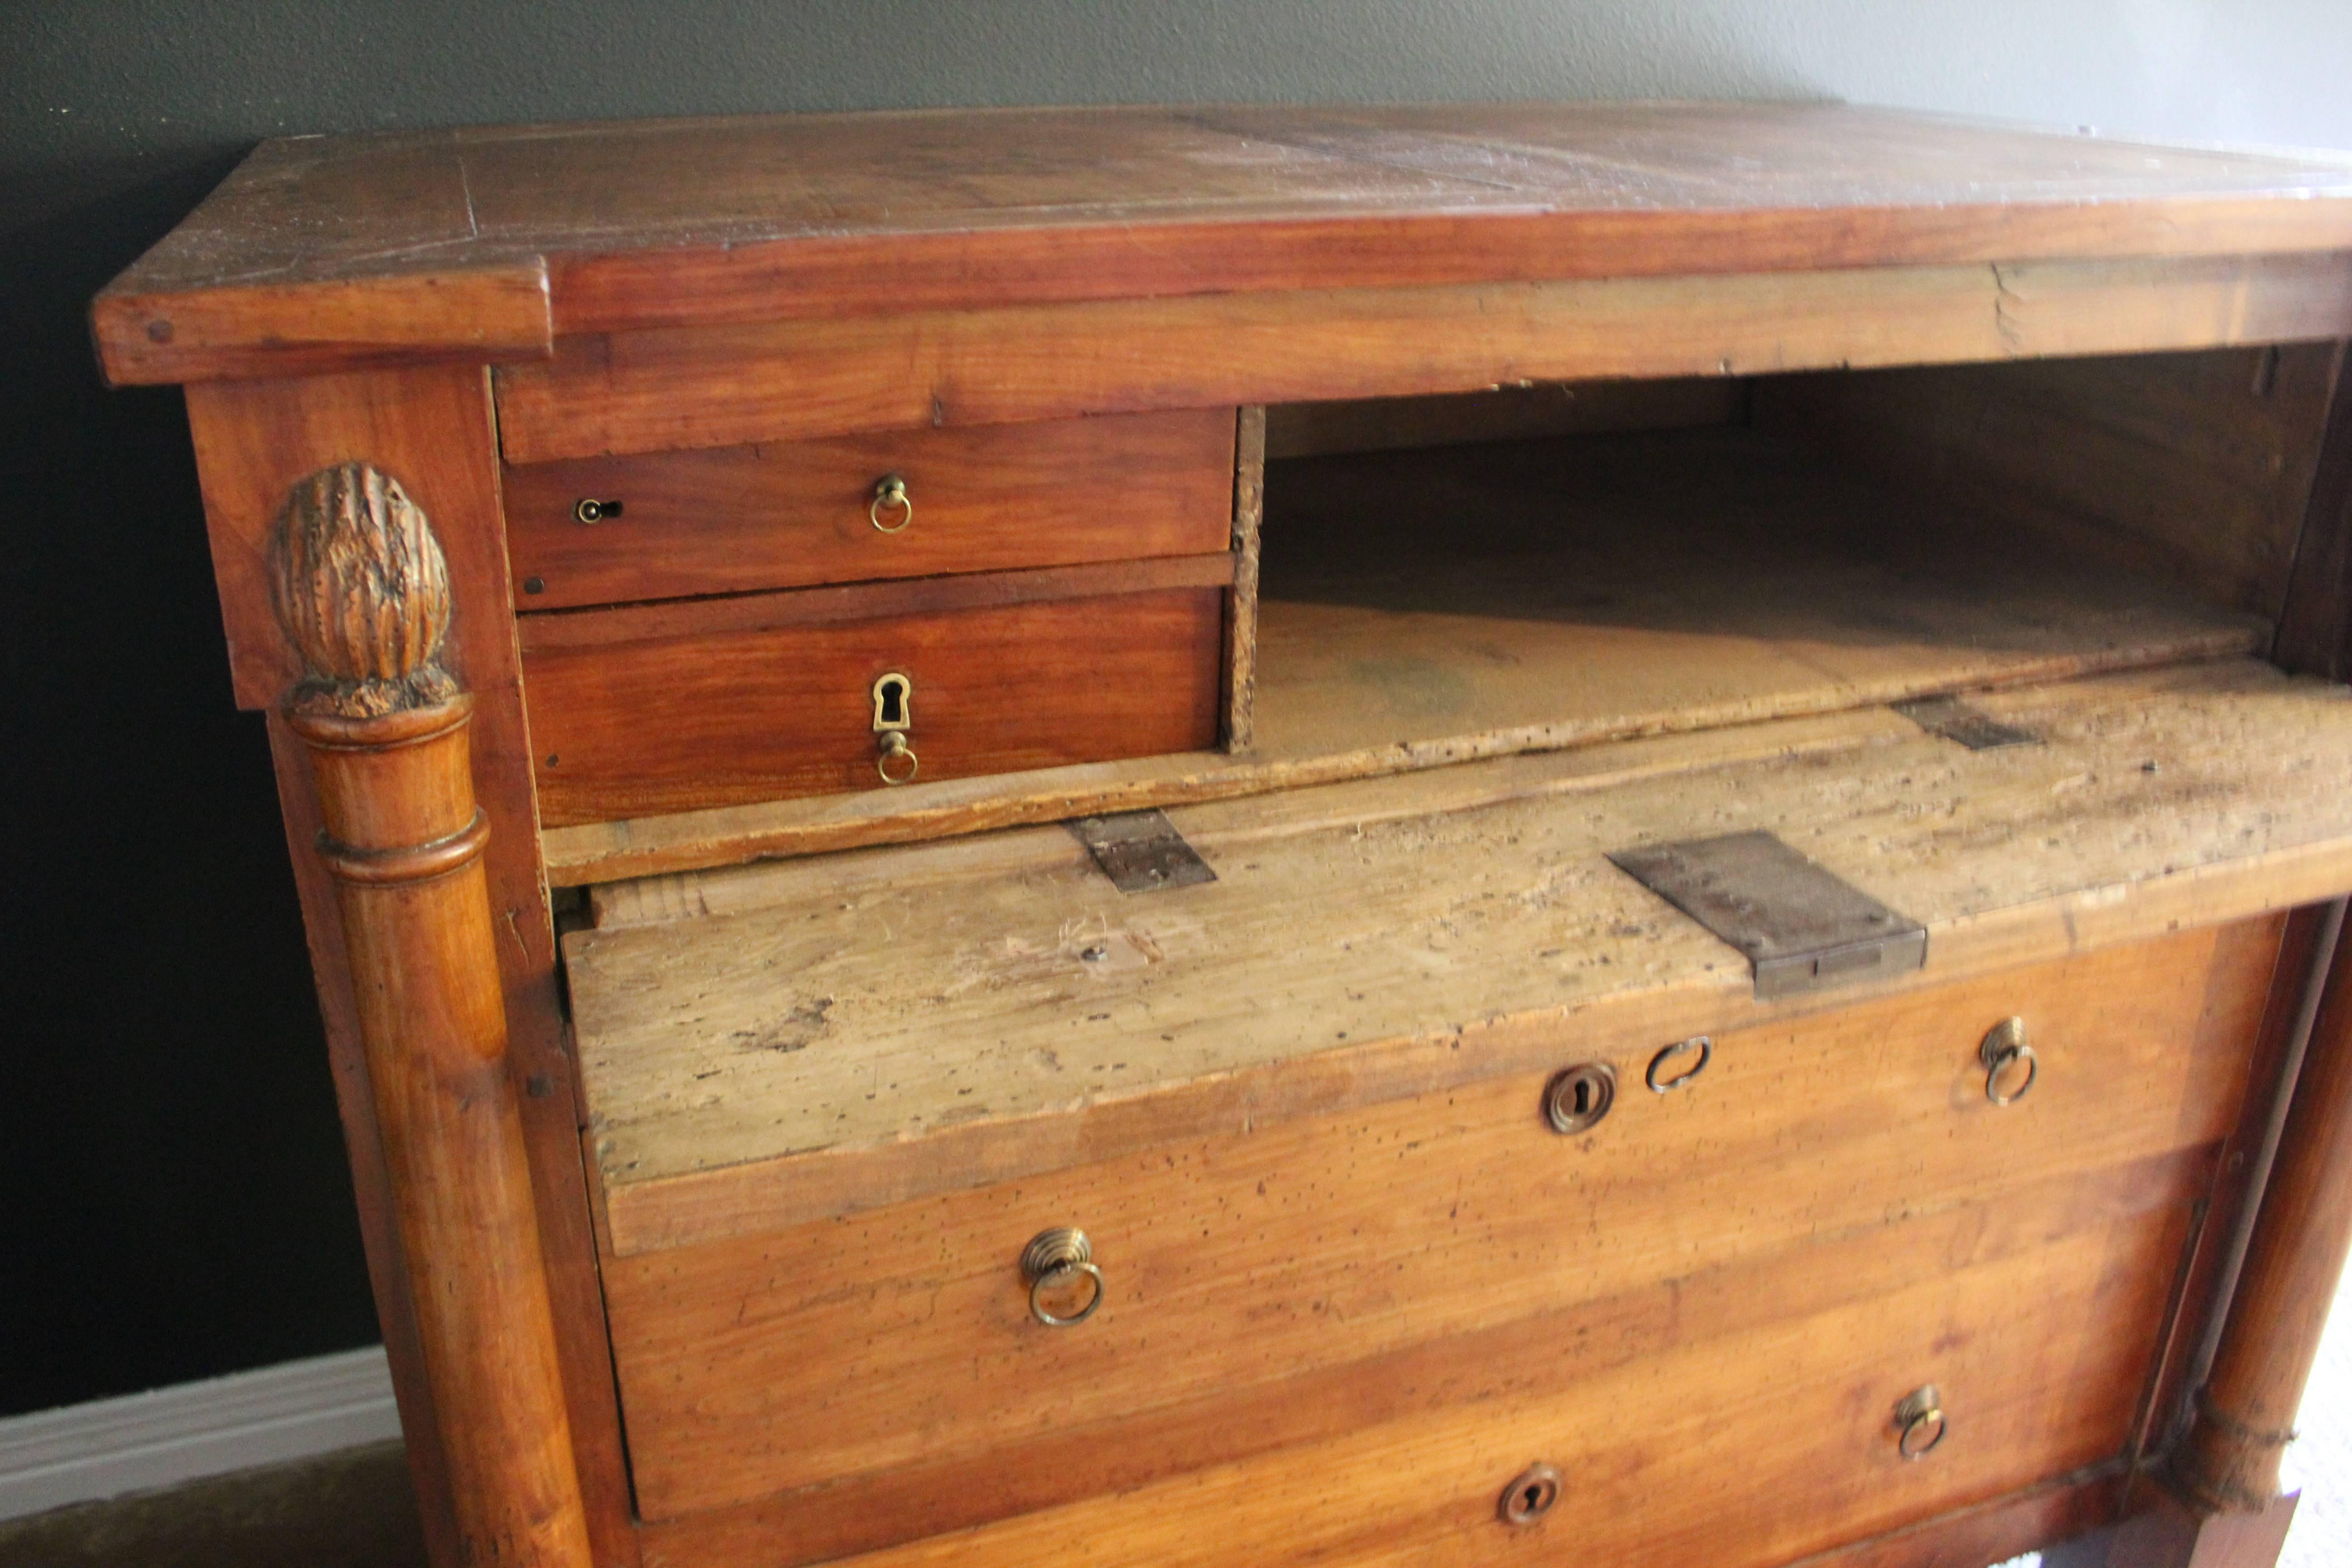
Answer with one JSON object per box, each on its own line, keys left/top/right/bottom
{"left": 0, "top": 1442, "right": 424, "bottom": 1568}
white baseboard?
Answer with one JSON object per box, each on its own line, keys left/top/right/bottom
{"left": 0, "top": 1346, "right": 402, "bottom": 1522}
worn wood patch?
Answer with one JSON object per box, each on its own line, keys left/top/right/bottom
{"left": 568, "top": 660, "right": 2352, "bottom": 1252}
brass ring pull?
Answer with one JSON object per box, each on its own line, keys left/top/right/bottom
{"left": 1020, "top": 1227, "right": 1105, "bottom": 1328}
{"left": 1978, "top": 1017, "right": 2038, "bottom": 1106}
{"left": 870, "top": 473, "right": 912, "bottom": 533}
{"left": 1894, "top": 1386, "right": 1947, "bottom": 1460}
{"left": 876, "top": 731, "right": 918, "bottom": 785}
{"left": 1646, "top": 1035, "right": 1711, "bottom": 1093}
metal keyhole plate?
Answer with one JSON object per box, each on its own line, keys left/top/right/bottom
{"left": 1545, "top": 1063, "right": 1616, "bottom": 1134}
{"left": 1498, "top": 1462, "right": 1563, "bottom": 1526}
{"left": 871, "top": 671, "right": 912, "bottom": 732}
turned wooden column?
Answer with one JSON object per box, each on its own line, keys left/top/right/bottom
{"left": 2176, "top": 914, "right": 2352, "bottom": 1514}
{"left": 270, "top": 462, "right": 591, "bottom": 1567}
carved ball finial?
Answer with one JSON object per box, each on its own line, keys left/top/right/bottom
{"left": 269, "top": 462, "right": 458, "bottom": 718}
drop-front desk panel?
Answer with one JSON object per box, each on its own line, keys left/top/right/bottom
{"left": 92, "top": 103, "right": 2352, "bottom": 1568}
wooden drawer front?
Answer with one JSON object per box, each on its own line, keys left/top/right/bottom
{"left": 603, "top": 917, "right": 2277, "bottom": 1533}
{"left": 525, "top": 583, "right": 1224, "bottom": 826}
{"left": 503, "top": 409, "right": 1236, "bottom": 610}
{"left": 644, "top": 1196, "right": 2187, "bottom": 1568}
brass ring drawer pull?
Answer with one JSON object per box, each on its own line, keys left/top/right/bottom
{"left": 876, "top": 731, "right": 919, "bottom": 785}
{"left": 1020, "top": 1226, "right": 1105, "bottom": 1328}
{"left": 1647, "top": 1035, "right": 1711, "bottom": 1093}
{"left": 1894, "top": 1385, "right": 1947, "bottom": 1459}
{"left": 1979, "top": 1017, "right": 2038, "bottom": 1105}
{"left": 870, "top": 473, "right": 913, "bottom": 533}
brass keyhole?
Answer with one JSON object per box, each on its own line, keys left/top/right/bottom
{"left": 1497, "top": 1462, "right": 1562, "bottom": 1526}
{"left": 872, "top": 672, "right": 918, "bottom": 785}
{"left": 1544, "top": 1063, "right": 1616, "bottom": 1134}
{"left": 872, "top": 672, "right": 912, "bottom": 732}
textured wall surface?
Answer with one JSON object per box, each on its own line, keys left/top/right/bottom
{"left": 7, "top": 0, "right": 2352, "bottom": 1415}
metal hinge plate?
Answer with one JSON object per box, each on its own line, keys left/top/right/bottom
{"left": 1072, "top": 809, "right": 1218, "bottom": 894}
{"left": 1609, "top": 829, "right": 1927, "bottom": 999}
{"left": 1892, "top": 695, "right": 2038, "bottom": 751}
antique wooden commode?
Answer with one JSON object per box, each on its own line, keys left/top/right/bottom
{"left": 93, "top": 103, "right": 2352, "bottom": 1567}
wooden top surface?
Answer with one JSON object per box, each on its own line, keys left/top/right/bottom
{"left": 95, "top": 101, "right": 2352, "bottom": 385}
{"left": 568, "top": 661, "right": 2352, "bottom": 1254}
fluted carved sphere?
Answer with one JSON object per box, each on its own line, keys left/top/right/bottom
{"left": 269, "top": 462, "right": 458, "bottom": 716}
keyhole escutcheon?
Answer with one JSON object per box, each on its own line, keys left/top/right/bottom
{"left": 872, "top": 671, "right": 913, "bottom": 732}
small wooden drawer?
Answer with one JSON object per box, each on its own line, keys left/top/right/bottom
{"left": 521, "top": 559, "right": 1229, "bottom": 826}
{"left": 502, "top": 408, "right": 1238, "bottom": 610}
{"left": 599, "top": 919, "right": 2276, "bottom": 1546}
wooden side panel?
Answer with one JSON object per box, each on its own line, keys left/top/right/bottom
{"left": 642, "top": 1199, "right": 2195, "bottom": 1568}
{"left": 2277, "top": 347, "right": 2352, "bottom": 678}
{"left": 502, "top": 408, "right": 1236, "bottom": 610}
{"left": 1751, "top": 344, "right": 2345, "bottom": 622}
{"left": 181, "top": 368, "right": 637, "bottom": 1566}
{"left": 492, "top": 254, "right": 2352, "bottom": 461}
{"left": 1223, "top": 406, "right": 1264, "bottom": 751}
{"left": 603, "top": 921, "right": 2276, "bottom": 1528}
{"left": 526, "top": 583, "right": 1224, "bottom": 824}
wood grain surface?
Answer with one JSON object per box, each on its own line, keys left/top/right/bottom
{"left": 182, "top": 368, "right": 639, "bottom": 1564}
{"left": 490, "top": 252, "right": 2352, "bottom": 460}
{"left": 542, "top": 426, "right": 2267, "bottom": 882}
{"left": 503, "top": 408, "right": 1235, "bottom": 610}
{"left": 566, "top": 660, "right": 2352, "bottom": 1254}
{"left": 525, "top": 582, "right": 1224, "bottom": 823}
{"left": 1754, "top": 343, "right": 2346, "bottom": 623}
{"left": 642, "top": 1200, "right": 2195, "bottom": 1568}
{"left": 93, "top": 103, "right": 2352, "bottom": 385}
{"left": 604, "top": 922, "right": 2269, "bottom": 1526}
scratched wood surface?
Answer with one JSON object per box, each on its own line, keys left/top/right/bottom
{"left": 565, "top": 658, "right": 2352, "bottom": 1255}
{"left": 542, "top": 426, "right": 2264, "bottom": 878}
{"left": 92, "top": 103, "right": 2352, "bottom": 385}
{"left": 605, "top": 922, "right": 2268, "bottom": 1528}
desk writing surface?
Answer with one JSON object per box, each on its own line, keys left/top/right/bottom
{"left": 93, "top": 101, "right": 2352, "bottom": 384}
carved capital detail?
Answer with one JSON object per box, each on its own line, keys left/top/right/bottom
{"left": 269, "top": 462, "right": 459, "bottom": 718}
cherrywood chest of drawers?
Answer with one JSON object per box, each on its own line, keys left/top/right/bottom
{"left": 93, "top": 102, "right": 2352, "bottom": 1568}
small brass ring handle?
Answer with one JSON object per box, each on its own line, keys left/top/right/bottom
{"left": 572, "top": 498, "right": 621, "bottom": 525}
{"left": 1020, "top": 1227, "right": 1105, "bottom": 1327}
{"left": 1895, "top": 1386, "right": 1947, "bottom": 1460}
{"left": 1647, "top": 1035, "right": 1712, "bottom": 1093}
{"left": 877, "top": 732, "right": 918, "bottom": 785}
{"left": 1979, "top": 1017, "right": 2038, "bottom": 1106}
{"left": 870, "top": 474, "right": 913, "bottom": 533}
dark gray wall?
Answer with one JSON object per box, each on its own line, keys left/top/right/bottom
{"left": 9, "top": 0, "right": 2352, "bottom": 1416}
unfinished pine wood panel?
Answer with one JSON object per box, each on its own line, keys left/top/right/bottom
{"left": 503, "top": 408, "right": 1235, "bottom": 610}
{"left": 541, "top": 426, "right": 2266, "bottom": 882}
{"left": 1754, "top": 343, "right": 2347, "bottom": 622}
{"left": 491, "top": 254, "right": 2352, "bottom": 461}
{"left": 604, "top": 922, "right": 2268, "bottom": 1526}
{"left": 566, "top": 659, "right": 2352, "bottom": 1254}
{"left": 642, "top": 1200, "right": 2190, "bottom": 1568}
{"left": 526, "top": 582, "right": 1223, "bottom": 825}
